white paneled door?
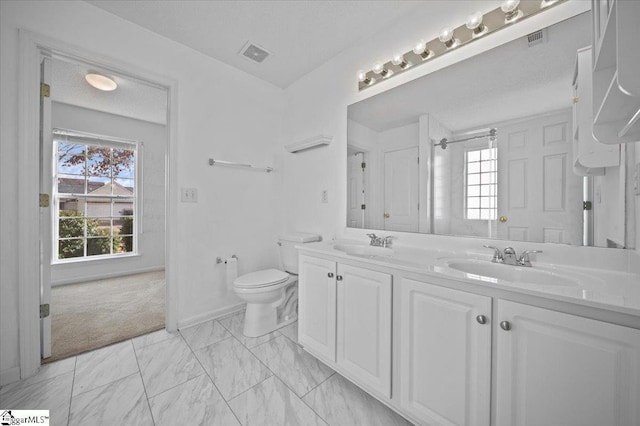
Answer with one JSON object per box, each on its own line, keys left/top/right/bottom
{"left": 336, "top": 264, "right": 392, "bottom": 397}
{"left": 399, "top": 278, "right": 492, "bottom": 426}
{"left": 383, "top": 147, "right": 419, "bottom": 232}
{"left": 40, "top": 56, "right": 53, "bottom": 359}
{"left": 496, "top": 300, "right": 640, "bottom": 426}
{"left": 497, "top": 111, "right": 582, "bottom": 244}
{"left": 347, "top": 153, "right": 365, "bottom": 228}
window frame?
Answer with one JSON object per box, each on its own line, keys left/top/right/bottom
{"left": 52, "top": 128, "right": 141, "bottom": 263}
{"left": 464, "top": 145, "right": 497, "bottom": 221}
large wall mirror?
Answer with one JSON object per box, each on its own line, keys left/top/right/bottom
{"left": 347, "top": 12, "right": 633, "bottom": 249}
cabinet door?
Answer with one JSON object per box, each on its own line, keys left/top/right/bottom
{"left": 336, "top": 264, "right": 392, "bottom": 397}
{"left": 298, "top": 255, "right": 337, "bottom": 362}
{"left": 399, "top": 278, "right": 492, "bottom": 426}
{"left": 496, "top": 300, "right": 640, "bottom": 426}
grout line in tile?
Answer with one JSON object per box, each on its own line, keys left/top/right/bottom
{"left": 182, "top": 331, "right": 244, "bottom": 426}
{"left": 244, "top": 338, "right": 330, "bottom": 424}
{"left": 136, "top": 331, "right": 183, "bottom": 351}
{"left": 66, "top": 356, "right": 78, "bottom": 426}
{"left": 299, "top": 371, "right": 336, "bottom": 400}
{"left": 132, "top": 339, "right": 156, "bottom": 426}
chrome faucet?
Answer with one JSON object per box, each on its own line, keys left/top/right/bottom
{"left": 483, "top": 245, "right": 542, "bottom": 267}
{"left": 367, "top": 234, "right": 395, "bottom": 248}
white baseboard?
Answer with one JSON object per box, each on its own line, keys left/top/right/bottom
{"left": 177, "top": 303, "right": 245, "bottom": 330}
{"left": 51, "top": 265, "right": 165, "bottom": 287}
{"left": 0, "top": 366, "right": 21, "bottom": 387}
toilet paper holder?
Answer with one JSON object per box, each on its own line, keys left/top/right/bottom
{"left": 216, "top": 254, "right": 238, "bottom": 264}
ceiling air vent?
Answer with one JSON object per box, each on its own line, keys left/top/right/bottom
{"left": 239, "top": 41, "right": 271, "bottom": 63}
{"left": 526, "top": 29, "right": 546, "bottom": 47}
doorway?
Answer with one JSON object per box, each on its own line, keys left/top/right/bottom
{"left": 39, "top": 54, "right": 169, "bottom": 362}
{"left": 12, "top": 30, "right": 178, "bottom": 375}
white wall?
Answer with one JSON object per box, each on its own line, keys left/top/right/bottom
{"left": 50, "top": 102, "right": 166, "bottom": 285}
{"left": 1, "top": 0, "right": 283, "bottom": 383}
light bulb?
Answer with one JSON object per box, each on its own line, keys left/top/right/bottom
{"left": 439, "top": 27, "right": 454, "bottom": 43}
{"left": 501, "top": 0, "right": 520, "bottom": 12}
{"left": 501, "top": 0, "right": 522, "bottom": 22}
{"left": 540, "top": 0, "right": 558, "bottom": 7}
{"left": 439, "top": 27, "right": 457, "bottom": 48}
{"left": 412, "top": 40, "right": 432, "bottom": 60}
{"left": 357, "top": 69, "right": 373, "bottom": 85}
{"left": 372, "top": 62, "right": 391, "bottom": 77}
{"left": 466, "top": 11, "right": 487, "bottom": 36}
{"left": 391, "top": 54, "right": 409, "bottom": 69}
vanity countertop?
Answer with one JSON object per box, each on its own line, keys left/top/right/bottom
{"left": 298, "top": 240, "right": 640, "bottom": 318}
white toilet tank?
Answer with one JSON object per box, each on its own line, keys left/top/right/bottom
{"left": 278, "top": 232, "right": 321, "bottom": 274}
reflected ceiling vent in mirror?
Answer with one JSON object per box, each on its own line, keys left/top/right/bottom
{"left": 239, "top": 41, "right": 271, "bottom": 64}
{"left": 357, "top": 0, "right": 567, "bottom": 91}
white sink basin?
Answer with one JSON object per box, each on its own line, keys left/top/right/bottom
{"left": 446, "top": 260, "right": 580, "bottom": 287}
{"left": 333, "top": 243, "right": 393, "bottom": 257}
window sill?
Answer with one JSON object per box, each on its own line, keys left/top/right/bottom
{"left": 52, "top": 252, "right": 140, "bottom": 266}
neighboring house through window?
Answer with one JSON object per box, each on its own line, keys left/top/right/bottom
{"left": 53, "top": 129, "right": 138, "bottom": 261}
{"left": 465, "top": 146, "right": 497, "bottom": 220}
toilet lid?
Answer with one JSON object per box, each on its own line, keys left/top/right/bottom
{"left": 234, "top": 269, "right": 289, "bottom": 288}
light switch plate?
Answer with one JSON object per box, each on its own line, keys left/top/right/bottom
{"left": 181, "top": 188, "right": 198, "bottom": 202}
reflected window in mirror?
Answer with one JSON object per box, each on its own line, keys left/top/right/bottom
{"left": 465, "top": 147, "right": 497, "bottom": 221}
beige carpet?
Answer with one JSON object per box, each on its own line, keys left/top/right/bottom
{"left": 46, "top": 270, "right": 165, "bottom": 363}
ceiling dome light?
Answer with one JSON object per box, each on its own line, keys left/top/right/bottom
{"left": 391, "top": 54, "right": 409, "bottom": 69}
{"left": 412, "top": 40, "right": 433, "bottom": 60}
{"left": 85, "top": 73, "right": 117, "bottom": 91}
{"left": 501, "top": 0, "right": 522, "bottom": 22}
{"left": 466, "top": 11, "right": 487, "bottom": 36}
{"left": 373, "top": 62, "right": 391, "bottom": 78}
{"left": 438, "top": 27, "right": 458, "bottom": 49}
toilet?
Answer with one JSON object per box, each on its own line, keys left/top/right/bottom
{"left": 233, "top": 232, "right": 321, "bottom": 337}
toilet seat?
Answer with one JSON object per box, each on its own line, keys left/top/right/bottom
{"left": 234, "top": 269, "right": 289, "bottom": 289}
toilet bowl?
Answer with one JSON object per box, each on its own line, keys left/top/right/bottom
{"left": 233, "top": 232, "right": 320, "bottom": 338}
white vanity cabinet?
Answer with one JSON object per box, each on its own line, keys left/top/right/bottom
{"left": 298, "top": 255, "right": 337, "bottom": 361}
{"left": 398, "top": 278, "right": 492, "bottom": 426}
{"left": 298, "top": 251, "right": 640, "bottom": 426}
{"left": 495, "top": 300, "right": 640, "bottom": 426}
{"left": 298, "top": 254, "right": 393, "bottom": 397}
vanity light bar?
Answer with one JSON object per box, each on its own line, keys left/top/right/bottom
{"left": 358, "top": 0, "right": 567, "bottom": 91}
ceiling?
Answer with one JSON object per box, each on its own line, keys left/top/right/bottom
{"left": 51, "top": 57, "right": 168, "bottom": 125}
{"left": 85, "top": 0, "right": 428, "bottom": 89}
{"left": 348, "top": 12, "right": 591, "bottom": 133}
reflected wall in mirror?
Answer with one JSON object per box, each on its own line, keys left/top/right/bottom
{"left": 347, "top": 12, "right": 635, "bottom": 248}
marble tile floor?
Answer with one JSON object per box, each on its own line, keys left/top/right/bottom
{"left": 0, "top": 311, "right": 414, "bottom": 426}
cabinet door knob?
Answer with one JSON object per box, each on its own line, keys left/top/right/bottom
{"left": 327, "top": 272, "right": 334, "bottom": 278}
{"left": 500, "top": 321, "right": 512, "bottom": 331}
{"left": 476, "top": 315, "right": 487, "bottom": 325}
{"left": 336, "top": 275, "right": 343, "bottom": 281}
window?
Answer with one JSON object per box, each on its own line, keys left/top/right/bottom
{"left": 465, "top": 146, "right": 497, "bottom": 220}
{"left": 53, "top": 129, "right": 138, "bottom": 261}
